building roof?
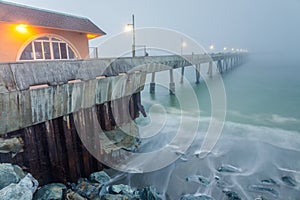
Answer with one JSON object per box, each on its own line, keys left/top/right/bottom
{"left": 0, "top": 1, "right": 106, "bottom": 37}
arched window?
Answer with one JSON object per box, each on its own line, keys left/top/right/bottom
{"left": 19, "top": 36, "right": 78, "bottom": 61}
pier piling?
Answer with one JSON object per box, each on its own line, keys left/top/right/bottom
{"left": 195, "top": 64, "right": 201, "bottom": 84}
{"left": 150, "top": 72, "right": 156, "bottom": 94}
{"left": 208, "top": 61, "right": 213, "bottom": 78}
{"left": 169, "top": 69, "right": 175, "bottom": 95}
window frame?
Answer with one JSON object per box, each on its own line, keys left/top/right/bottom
{"left": 18, "top": 35, "right": 79, "bottom": 61}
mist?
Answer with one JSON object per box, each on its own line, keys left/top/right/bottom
{"left": 2, "top": 1, "right": 300, "bottom": 199}
{"left": 4, "top": 0, "right": 300, "bottom": 59}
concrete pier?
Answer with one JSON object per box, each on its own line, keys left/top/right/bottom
{"left": 0, "top": 52, "right": 247, "bottom": 184}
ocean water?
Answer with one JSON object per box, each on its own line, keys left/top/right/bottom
{"left": 108, "top": 54, "right": 300, "bottom": 199}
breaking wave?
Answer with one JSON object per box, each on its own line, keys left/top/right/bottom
{"left": 108, "top": 119, "right": 300, "bottom": 200}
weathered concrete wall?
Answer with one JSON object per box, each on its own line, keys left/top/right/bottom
{"left": 0, "top": 53, "right": 246, "bottom": 134}
{"left": 0, "top": 60, "right": 146, "bottom": 135}
{"left": 0, "top": 91, "right": 141, "bottom": 185}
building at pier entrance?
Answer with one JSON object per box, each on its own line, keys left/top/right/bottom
{"left": 0, "top": 1, "right": 105, "bottom": 62}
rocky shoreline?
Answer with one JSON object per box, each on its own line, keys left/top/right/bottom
{"left": 3, "top": 162, "right": 283, "bottom": 200}
{"left": 0, "top": 163, "right": 162, "bottom": 200}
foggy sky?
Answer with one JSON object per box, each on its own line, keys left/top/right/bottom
{"left": 4, "top": 0, "right": 300, "bottom": 57}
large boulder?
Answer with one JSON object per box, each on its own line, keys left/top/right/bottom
{"left": 0, "top": 173, "right": 38, "bottom": 200}
{"left": 74, "top": 179, "right": 100, "bottom": 200}
{"left": 0, "top": 163, "right": 26, "bottom": 189}
{"left": 33, "top": 183, "right": 66, "bottom": 200}
{"left": 105, "top": 184, "right": 140, "bottom": 199}
{"left": 89, "top": 171, "right": 110, "bottom": 185}
{"left": 108, "top": 184, "right": 134, "bottom": 196}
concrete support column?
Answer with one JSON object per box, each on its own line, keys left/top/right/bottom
{"left": 180, "top": 67, "right": 184, "bottom": 84}
{"left": 169, "top": 69, "right": 175, "bottom": 95}
{"left": 222, "top": 60, "right": 225, "bottom": 72}
{"left": 233, "top": 57, "right": 236, "bottom": 67}
{"left": 150, "top": 72, "right": 156, "bottom": 94}
{"left": 195, "top": 64, "right": 201, "bottom": 84}
{"left": 208, "top": 61, "right": 213, "bottom": 78}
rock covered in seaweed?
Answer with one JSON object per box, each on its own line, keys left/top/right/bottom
{"left": 281, "top": 175, "right": 298, "bottom": 187}
{"left": 217, "top": 164, "right": 241, "bottom": 173}
{"left": 186, "top": 175, "right": 210, "bottom": 186}
{"left": 222, "top": 188, "right": 241, "bottom": 200}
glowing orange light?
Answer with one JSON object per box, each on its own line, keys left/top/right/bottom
{"left": 16, "top": 24, "right": 28, "bottom": 33}
{"left": 87, "top": 34, "right": 98, "bottom": 39}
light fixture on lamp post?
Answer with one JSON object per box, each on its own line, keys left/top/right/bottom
{"left": 125, "top": 14, "right": 136, "bottom": 57}
{"left": 180, "top": 38, "right": 187, "bottom": 56}
{"left": 209, "top": 44, "right": 214, "bottom": 52}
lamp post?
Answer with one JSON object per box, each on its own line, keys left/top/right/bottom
{"left": 126, "top": 14, "right": 136, "bottom": 57}
{"left": 180, "top": 38, "right": 187, "bottom": 83}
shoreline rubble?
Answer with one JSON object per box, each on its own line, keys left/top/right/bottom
{"left": 0, "top": 163, "right": 162, "bottom": 200}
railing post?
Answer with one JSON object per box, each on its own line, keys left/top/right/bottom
{"left": 169, "top": 69, "right": 175, "bottom": 95}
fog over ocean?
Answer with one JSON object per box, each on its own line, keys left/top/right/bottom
{"left": 107, "top": 54, "right": 300, "bottom": 199}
